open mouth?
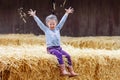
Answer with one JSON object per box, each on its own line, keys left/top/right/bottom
{"left": 50, "top": 27, "right": 55, "bottom": 29}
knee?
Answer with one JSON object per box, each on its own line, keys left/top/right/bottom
{"left": 49, "top": 49, "right": 58, "bottom": 54}
{"left": 65, "top": 54, "right": 71, "bottom": 59}
{"left": 51, "top": 50, "right": 62, "bottom": 57}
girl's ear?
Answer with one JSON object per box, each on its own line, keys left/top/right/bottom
{"left": 46, "top": 22, "right": 49, "bottom": 26}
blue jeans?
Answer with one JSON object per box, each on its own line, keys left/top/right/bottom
{"left": 47, "top": 46, "right": 72, "bottom": 65}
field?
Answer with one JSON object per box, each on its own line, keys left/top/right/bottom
{"left": 0, "top": 34, "right": 120, "bottom": 80}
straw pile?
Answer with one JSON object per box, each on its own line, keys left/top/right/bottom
{"left": 0, "top": 34, "right": 120, "bottom": 80}
{"left": 0, "top": 34, "right": 45, "bottom": 46}
{"left": 0, "top": 34, "right": 120, "bottom": 50}
{"left": 62, "top": 36, "right": 120, "bottom": 50}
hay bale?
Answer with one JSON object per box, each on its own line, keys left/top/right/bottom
{"left": 62, "top": 36, "right": 120, "bottom": 50}
{"left": 0, "top": 34, "right": 120, "bottom": 50}
{"left": 0, "top": 45, "right": 120, "bottom": 80}
{"left": 0, "top": 34, "right": 45, "bottom": 46}
{"left": 0, "top": 34, "right": 120, "bottom": 80}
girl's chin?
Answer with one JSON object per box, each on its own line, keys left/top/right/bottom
{"left": 50, "top": 27, "right": 55, "bottom": 30}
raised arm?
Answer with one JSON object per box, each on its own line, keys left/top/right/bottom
{"left": 57, "top": 7, "right": 74, "bottom": 30}
{"left": 28, "top": 9, "right": 48, "bottom": 32}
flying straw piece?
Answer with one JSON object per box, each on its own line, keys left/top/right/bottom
{"left": 18, "top": 7, "right": 27, "bottom": 23}
{"left": 63, "top": 0, "right": 67, "bottom": 7}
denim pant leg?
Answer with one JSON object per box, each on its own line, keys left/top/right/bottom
{"left": 58, "top": 47, "right": 72, "bottom": 66}
{"left": 47, "top": 48, "right": 64, "bottom": 65}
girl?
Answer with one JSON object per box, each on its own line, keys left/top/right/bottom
{"left": 28, "top": 7, "right": 78, "bottom": 77}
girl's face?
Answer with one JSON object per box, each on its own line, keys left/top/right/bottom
{"left": 46, "top": 19, "right": 57, "bottom": 30}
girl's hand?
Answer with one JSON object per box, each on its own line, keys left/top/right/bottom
{"left": 65, "top": 7, "right": 74, "bottom": 14}
{"left": 28, "top": 9, "right": 36, "bottom": 16}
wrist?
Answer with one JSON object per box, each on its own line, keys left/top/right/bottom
{"left": 65, "top": 12, "right": 69, "bottom": 15}
{"left": 32, "top": 14, "right": 36, "bottom": 17}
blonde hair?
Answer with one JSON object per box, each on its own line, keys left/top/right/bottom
{"left": 45, "top": 14, "right": 58, "bottom": 24}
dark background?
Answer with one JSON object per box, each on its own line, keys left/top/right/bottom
{"left": 0, "top": 0, "right": 120, "bottom": 37}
